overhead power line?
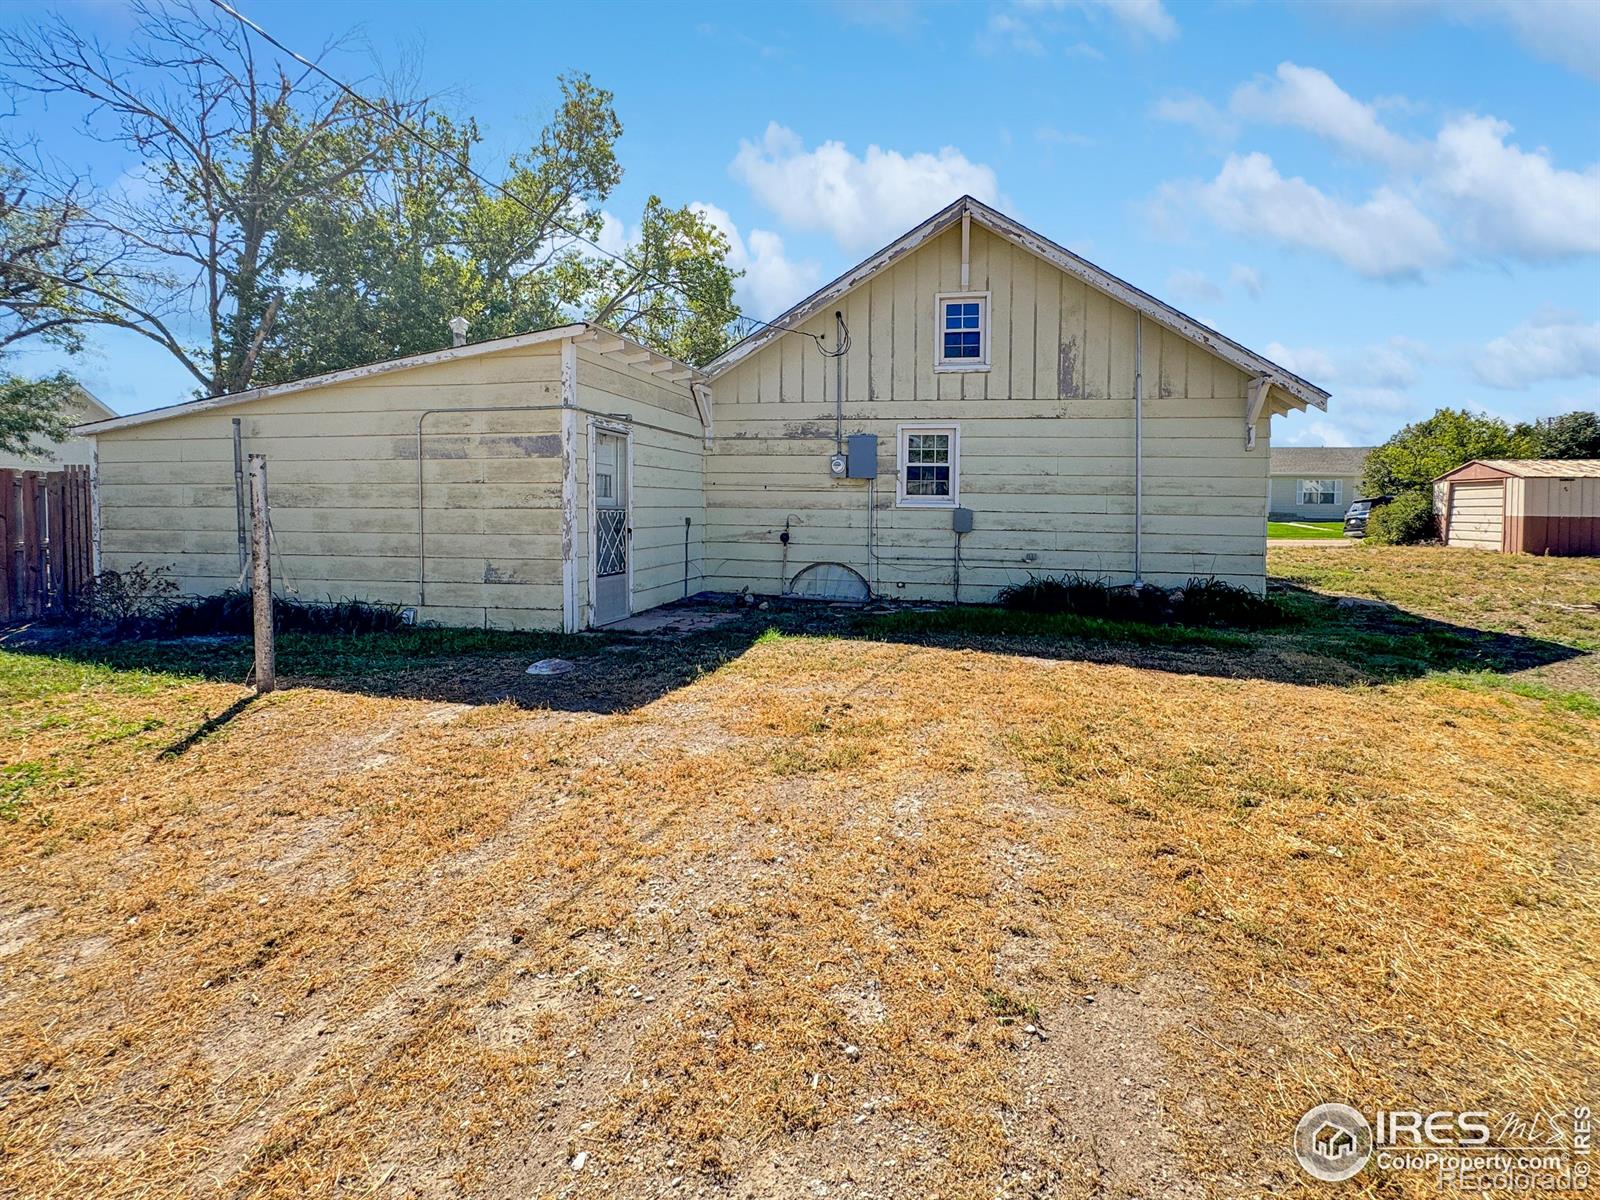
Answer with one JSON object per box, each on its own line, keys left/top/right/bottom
{"left": 206, "top": 0, "right": 837, "bottom": 359}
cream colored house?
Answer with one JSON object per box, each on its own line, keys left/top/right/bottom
{"left": 78, "top": 197, "right": 1330, "bottom": 630}
{"left": 0, "top": 386, "right": 116, "bottom": 471}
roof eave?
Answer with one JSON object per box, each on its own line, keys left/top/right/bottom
{"left": 704, "top": 195, "right": 1333, "bottom": 413}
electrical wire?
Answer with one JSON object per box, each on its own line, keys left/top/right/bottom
{"left": 207, "top": 0, "right": 839, "bottom": 361}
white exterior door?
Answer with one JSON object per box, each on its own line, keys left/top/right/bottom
{"left": 1447, "top": 481, "right": 1505, "bottom": 550}
{"left": 591, "top": 429, "right": 631, "bottom": 625}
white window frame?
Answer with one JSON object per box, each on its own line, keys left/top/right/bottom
{"left": 896, "top": 422, "right": 961, "bottom": 509}
{"left": 1298, "top": 478, "right": 1342, "bottom": 506}
{"left": 933, "top": 290, "right": 991, "bottom": 373}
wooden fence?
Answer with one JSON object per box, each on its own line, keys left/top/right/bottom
{"left": 0, "top": 465, "right": 94, "bottom": 623}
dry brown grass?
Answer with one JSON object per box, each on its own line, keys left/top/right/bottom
{"left": 2, "top": 554, "right": 1597, "bottom": 1199}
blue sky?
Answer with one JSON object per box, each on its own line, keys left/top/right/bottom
{"left": 7, "top": 0, "right": 1599, "bottom": 446}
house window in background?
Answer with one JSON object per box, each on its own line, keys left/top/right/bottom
{"left": 1299, "top": 479, "right": 1342, "bottom": 505}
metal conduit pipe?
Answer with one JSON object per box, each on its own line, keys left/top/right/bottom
{"left": 414, "top": 402, "right": 704, "bottom": 608}
{"left": 1133, "top": 314, "right": 1145, "bottom": 589}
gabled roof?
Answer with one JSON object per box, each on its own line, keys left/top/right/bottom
{"left": 704, "top": 195, "right": 1331, "bottom": 412}
{"left": 1270, "top": 446, "right": 1374, "bottom": 477}
{"left": 1437, "top": 458, "right": 1600, "bottom": 481}
{"left": 74, "top": 322, "right": 703, "bottom": 436}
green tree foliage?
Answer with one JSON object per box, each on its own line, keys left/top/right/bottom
{"left": 0, "top": 370, "right": 74, "bottom": 458}
{"left": 1521, "top": 411, "right": 1600, "bottom": 459}
{"left": 1362, "top": 408, "right": 1538, "bottom": 497}
{"left": 0, "top": 4, "right": 742, "bottom": 395}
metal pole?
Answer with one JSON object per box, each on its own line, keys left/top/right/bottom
{"left": 248, "top": 454, "right": 275, "bottom": 694}
{"left": 834, "top": 311, "right": 845, "bottom": 454}
{"left": 1133, "top": 315, "right": 1144, "bottom": 588}
{"left": 683, "top": 516, "right": 691, "bottom": 599}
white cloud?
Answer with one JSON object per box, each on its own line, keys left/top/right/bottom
{"left": 1035, "top": 125, "right": 1095, "bottom": 148}
{"left": 981, "top": 12, "right": 1046, "bottom": 55}
{"left": 1265, "top": 341, "right": 1338, "bottom": 383}
{"left": 689, "top": 202, "right": 821, "bottom": 319}
{"left": 1332, "top": 0, "right": 1600, "bottom": 82}
{"left": 1020, "top": 0, "right": 1179, "bottom": 41}
{"left": 1278, "top": 419, "right": 1355, "bottom": 448}
{"left": 730, "top": 123, "right": 1002, "bottom": 252}
{"left": 1472, "top": 315, "right": 1600, "bottom": 390}
{"left": 1164, "top": 268, "right": 1221, "bottom": 304}
{"left": 1230, "top": 63, "right": 1415, "bottom": 168}
{"left": 1156, "top": 63, "right": 1600, "bottom": 272}
{"left": 836, "top": 0, "right": 923, "bottom": 35}
{"left": 1265, "top": 336, "right": 1428, "bottom": 390}
{"left": 1151, "top": 94, "right": 1237, "bottom": 142}
{"left": 1228, "top": 263, "right": 1264, "bottom": 298}
{"left": 1169, "top": 152, "right": 1451, "bottom": 279}
{"left": 1430, "top": 115, "right": 1600, "bottom": 260}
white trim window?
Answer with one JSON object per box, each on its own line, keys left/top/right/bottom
{"left": 897, "top": 423, "right": 960, "bottom": 507}
{"left": 934, "top": 291, "right": 990, "bottom": 371}
{"left": 1299, "top": 478, "right": 1342, "bottom": 505}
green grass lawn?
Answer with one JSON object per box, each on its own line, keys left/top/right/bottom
{"left": 1266, "top": 519, "right": 1346, "bottom": 539}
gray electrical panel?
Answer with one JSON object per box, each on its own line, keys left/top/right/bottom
{"left": 951, "top": 506, "right": 974, "bottom": 534}
{"left": 846, "top": 433, "right": 878, "bottom": 479}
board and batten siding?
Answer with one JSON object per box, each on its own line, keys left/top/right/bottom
{"left": 93, "top": 342, "right": 568, "bottom": 628}
{"left": 571, "top": 347, "right": 706, "bottom": 624}
{"left": 704, "top": 222, "right": 1269, "bottom": 597}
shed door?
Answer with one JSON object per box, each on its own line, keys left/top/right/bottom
{"left": 1447, "top": 481, "right": 1505, "bottom": 551}
{"left": 591, "top": 430, "right": 631, "bottom": 626}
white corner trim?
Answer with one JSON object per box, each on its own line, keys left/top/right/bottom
{"left": 560, "top": 339, "right": 579, "bottom": 633}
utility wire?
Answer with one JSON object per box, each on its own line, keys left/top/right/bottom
{"left": 207, "top": 0, "right": 838, "bottom": 359}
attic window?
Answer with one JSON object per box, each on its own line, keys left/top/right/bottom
{"left": 935, "top": 292, "right": 989, "bottom": 372}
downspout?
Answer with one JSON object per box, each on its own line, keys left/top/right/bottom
{"left": 232, "top": 417, "right": 247, "bottom": 583}
{"left": 1133, "top": 314, "right": 1144, "bottom": 589}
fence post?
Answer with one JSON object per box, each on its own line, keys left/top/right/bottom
{"left": 0, "top": 469, "right": 13, "bottom": 623}
{"left": 45, "top": 472, "right": 66, "bottom": 614}
{"left": 20, "top": 472, "right": 42, "bottom": 618}
{"left": 248, "top": 453, "right": 275, "bottom": 693}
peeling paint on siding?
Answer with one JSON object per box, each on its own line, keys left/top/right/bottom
{"left": 394, "top": 434, "right": 560, "bottom": 459}
{"left": 1057, "top": 338, "right": 1079, "bottom": 399}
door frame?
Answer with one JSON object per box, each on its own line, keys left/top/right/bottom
{"left": 585, "top": 418, "right": 634, "bottom": 627}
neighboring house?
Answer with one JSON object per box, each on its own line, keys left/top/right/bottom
{"left": 0, "top": 386, "right": 116, "bottom": 472}
{"left": 1267, "top": 446, "right": 1373, "bottom": 520}
{"left": 1434, "top": 459, "right": 1600, "bottom": 555}
{"left": 76, "top": 196, "right": 1330, "bottom": 630}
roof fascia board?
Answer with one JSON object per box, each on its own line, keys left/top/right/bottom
{"left": 705, "top": 197, "right": 968, "bottom": 378}
{"left": 705, "top": 196, "right": 1329, "bottom": 414}
{"left": 75, "top": 323, "right": 590, "bottom": 435}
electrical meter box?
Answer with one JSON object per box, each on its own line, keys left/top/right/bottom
{"left": 846, "top": 433, "right": 878, "bottom": 479}
{"left": 951, "top": 507, "right": 975, "bottom": 534}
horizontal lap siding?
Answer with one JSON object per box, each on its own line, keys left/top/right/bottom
{"left": 706, "top": 223, "right": 1267, "bottom": 598}
{"left": 575, "top": 349, "right": 706, "bottom": 623}
{"left": 92, "top": 345, "right": 568, "bottom": 629}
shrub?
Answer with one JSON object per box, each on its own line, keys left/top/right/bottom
{"left": 996, "top": 572, "right": 1289, "bottom": 629}
{"left": 1366, "top": 491, "right": 1437, "bottom": 545}
{"left": 70, "top": 563, "right": 181, "bottom": 626}
{"left": 72, "top": 578, "right": 408, "bottom": 638}
{"left": 1175, "top": 577, "right": 1289, "bottom": 629}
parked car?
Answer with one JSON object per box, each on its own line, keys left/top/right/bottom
{"left": 1343, "top": 495, "right": 1393, "bottom": 537}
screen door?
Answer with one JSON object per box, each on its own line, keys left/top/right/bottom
{"left": 591, "top": 430, "right": 630, "bottom": 625}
